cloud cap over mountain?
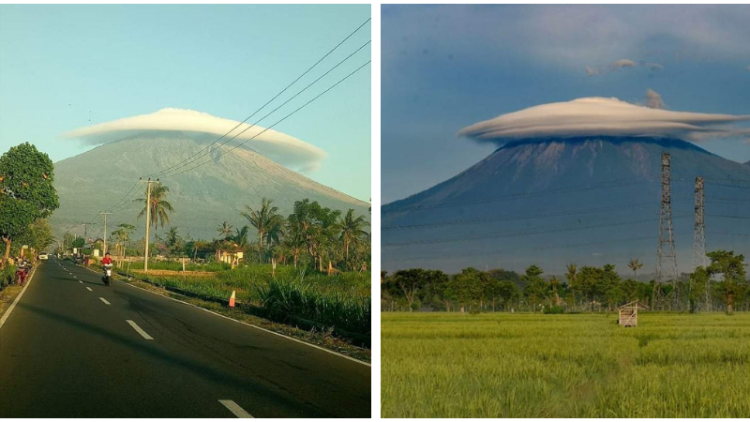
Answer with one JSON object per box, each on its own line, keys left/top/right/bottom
{"left": 64, "top": 108, "right": 327, "bottom": 172}
{"left": 458, "top": 97, "right": 750, "bottom": 145}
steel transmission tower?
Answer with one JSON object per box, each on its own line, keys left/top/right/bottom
{"left": 655, "top": 152, "right": 679, "bottom": 310}
{"left": 691, "top": 177, "right": 710, "bottom": 311}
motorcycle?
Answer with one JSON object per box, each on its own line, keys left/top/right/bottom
{"left": 14, "top": 262, "right": 29, "bottom": 286}
{"left": 102, "top": 263, "right": 113, "bottom": 286}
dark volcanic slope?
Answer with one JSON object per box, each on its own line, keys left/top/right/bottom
{"left": 50, "top": 136, "right": 368, "bottom": 240}
{"left": 382, "top": 137, "right": 750, "bottom": 274}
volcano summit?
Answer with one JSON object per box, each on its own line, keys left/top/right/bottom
{"left": 383, "top": 98, "right": 750, "bottom": 274}
{"left": 51, "top": 109, "right": 368, "bottom": 240}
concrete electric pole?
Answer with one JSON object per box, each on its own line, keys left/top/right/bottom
{"left": 140, "top": 178, "right": 159, "bottom": 273}
{"left": 100, "top": 212, "right": 111, "bottom": 255}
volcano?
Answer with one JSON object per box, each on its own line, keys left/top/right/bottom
{"left": 50, "top": 135, "right": 368, "bottom": 241}
{"left": 382, "top": 137, "right": 750, "bottom": 274}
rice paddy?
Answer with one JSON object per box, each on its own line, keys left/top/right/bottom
{"left": 381, "top": 312, "right": 750, "bottom": 418}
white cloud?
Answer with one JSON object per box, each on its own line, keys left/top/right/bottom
{"left": 646, "top": 63, "right": 664, "bottom": 72}
{"left": 458, "top": 97, "right": 750, "bottom": 143}
{"left": 645, "top": 89, "right": 666, "bottom": 109}
{"left": 63, "top": 108, "right": 327, "bottom": 172}
{"left": 612, "top": 59, "right": 637, "bottom": 69}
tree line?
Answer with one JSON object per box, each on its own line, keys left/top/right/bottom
{"left": 65, "top": 183, "right": 371, "bottom": 273}
{"left": 382, "top": 251, "right": 748, "bottom": 314}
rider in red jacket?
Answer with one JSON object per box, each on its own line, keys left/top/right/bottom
{"left": 101, "top": 253, "right": 113, "bottom": 266}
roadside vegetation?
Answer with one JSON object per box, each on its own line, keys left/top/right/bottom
{"left": 66, "top": 187, "right": 372, "bottom": 347}
{"left": 382, "top": 251, "right": 748, "bottom": 314}
{"left": 382, "top": 312, "right": 750, "bottom": 417}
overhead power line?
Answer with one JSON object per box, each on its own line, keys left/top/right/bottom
{"left": 146, "top": 18, "right": 371, "bottom": 179}
{"left": 382, "top": 178, "right": 658, "bottom": 215}
{"left": 164, "top": 60, "right": 371, "bottom": 178}
{"left": 385, "top": 232, "right": 693, "bottom": 263}
{"left": 159, "top": 40, "right": 371, "bottom": 178}
{"left": 383, "top": 214, "right": 691, "bottom": 248}
{"left": 383, "top": 201, "right": 676, "bottom": 231}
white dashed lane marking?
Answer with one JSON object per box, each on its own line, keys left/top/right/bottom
{"left": 219, "top": 400, "right": 253, "bottom": 418}
{"left": 85, "top": 287, "right": 93, "bottom": 292}
{"left": 99, "top": 297, "right": 111, "bottom": 305}
{"left": 126, "top": 320, "right": 154, "bottom": 340}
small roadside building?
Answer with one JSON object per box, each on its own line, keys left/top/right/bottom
{"left": 618, "top": 301, "right": 649, "bottom": 327}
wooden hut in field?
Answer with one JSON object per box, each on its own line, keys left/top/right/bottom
{"left": 618, "top": 301, "right": 648, "bottom": 327}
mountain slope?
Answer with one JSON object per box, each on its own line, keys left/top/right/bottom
{"left": 50, "top": 135, "right": 368, "bottom": 241}
{"left": 382, "top": 137, "right": 750, "bottom": 274}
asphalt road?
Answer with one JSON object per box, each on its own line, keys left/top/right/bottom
{"left": 0, "top": 256, "right": 370, "bottom": 418}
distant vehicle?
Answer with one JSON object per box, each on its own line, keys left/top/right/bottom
{"left": 39, "top": 253, "right": 49, "bottom": 260}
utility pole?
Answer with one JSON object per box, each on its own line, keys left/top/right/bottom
{"left": 655, "top": 152, "right": 679, "bottom": 310}
{"left": 141, "top": 178, "right": 159, "bottom": 273}
{"left": 100, "top": 212, "right": 111, "bottom": 255}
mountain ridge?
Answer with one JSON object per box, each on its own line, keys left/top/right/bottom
{"left": 382, "top": 137, "right": 750, "bottom": 274}
{"left": 50, "top": 136, "right": 369, "bottom": 241}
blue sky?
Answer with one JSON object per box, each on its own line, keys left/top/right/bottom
{"left": 382, "top": 5, "right": 750, "bottom": 203}
{"left": 0, "top": 4, "right": 371, "bottom": 201}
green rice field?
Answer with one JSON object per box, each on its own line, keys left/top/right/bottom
{"left": 382, "top": 312, "right": 750, "bottom": 418}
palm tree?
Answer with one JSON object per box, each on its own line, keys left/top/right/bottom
{"left": 628, "top": 258, "right": 644, "bottom": 279}
{"left": 135, "top": 184, "right": 174, "bottom": 231}
{"left": 241, "top": 198, "right": 283, "bottom": 262}
{"left": 336, "top": 209, "right": 370, "bottom": 263}
{"left": 265, "top": 219, "right": 286, "bottom": 250}
{"left": 217, "top": 221, "right": 233, "bottom": 240}
{"left": 549, "top": 275, "right": 562, "bottom": 306}
{"left": 111, "top": 223, "right": 135, "bottom": 264}
{"left": 282, "top": 225, "right": 305, "bottom": 268}
{"left": 232, "top": 226, "right": 249, "bottom": 248}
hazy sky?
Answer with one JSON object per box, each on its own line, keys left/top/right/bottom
{"left": 0, "top": 4, "right": 371, "bottom": 201}
{"left": 382, "top": 4, "right": 750, "bottom": 203}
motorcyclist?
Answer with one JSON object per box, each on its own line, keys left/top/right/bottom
{"left": 101, "top": 252, "right": 113, "bottom": 266}
{"left": 101, "top": 252, "right": 114, "bottom": 286}
{"left": 15, "top": 256, "right": 29, "bottom": 285}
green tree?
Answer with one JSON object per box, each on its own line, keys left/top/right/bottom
{"left": 15, "top": 218, "right": 55, "bottom": 255}
{"left": 111, "top": 223, "right": 136, "bottom": 262}
{"left": 388, "top": 269, "right": 432, "bottom": 311}
{"left": 241, "top": 198, "right": 283, "bottom": 262}
{"left": 628, "top": 258, "right": 644, "bottom": 279}
{"left": 0, "top": 143, "right": 59, "bottom": 267}
{"left": 523, "top": 265, "right": 549, "bottom": 311}
{"left": 706, "top": 250, "right": 747, "bottom": 315}
{"left": 165, "top": 226, "right": 184, "bottom": 256}
{"left": 336, "top": 209, "right": 370, "bottom": 264}
{"left": 216, "top": 221, "right": 233, "bottom": 240}
{"left": 135, "top": 184, "right": 174, "bottom": 231}
{"left": 287, "top": 199, "right": 341, "bottom": 271}
{"left": 448, "top": 268, "right": 486, "bottom": 313}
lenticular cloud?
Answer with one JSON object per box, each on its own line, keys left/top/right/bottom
{"left": 64, "top": 108, "right": 327, "bottom": 172}
{"left": 458, "top": 97, "right": 750, "bottom": 144}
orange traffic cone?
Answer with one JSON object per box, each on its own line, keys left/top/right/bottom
{"left": 229, "top": 290, "right": 236, "bottom": 308}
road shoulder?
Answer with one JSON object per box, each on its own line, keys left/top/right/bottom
{"left": 0, "top": 267, "right": 36, "bottom": 329}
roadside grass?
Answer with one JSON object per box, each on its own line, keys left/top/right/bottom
{"left": 381, "top": 312, "right": 750, "bottom": 418}
{"left": 123, "top": 260, "right": 231, "bottom": 272}
{"left": 124, "top": 277, "right": 371, "bottom": 363}
{"left": 108, "top": 262, "right": 370, "bottom": 346}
